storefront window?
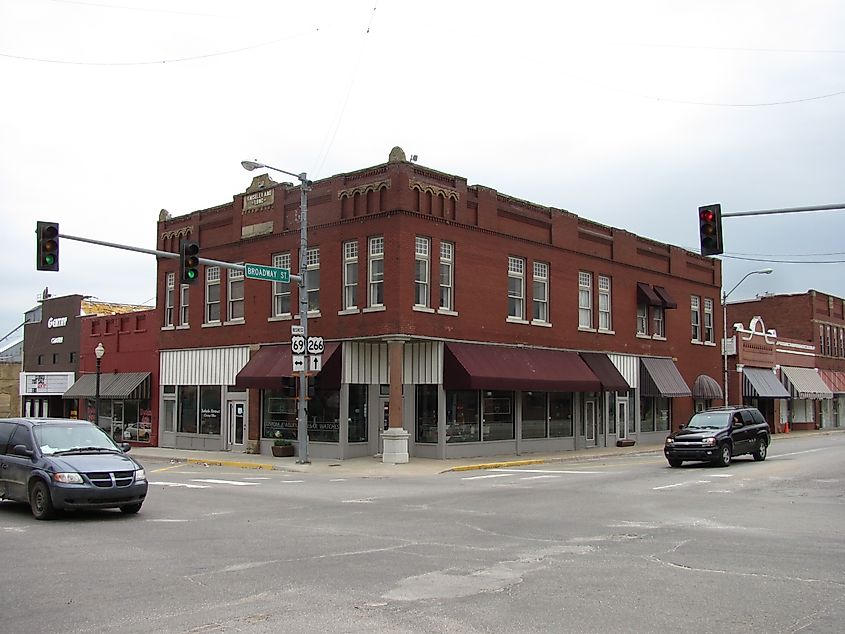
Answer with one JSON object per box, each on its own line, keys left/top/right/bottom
{"left": 162, "top": 399, "right": 175, "bottom": 433}
{"left": 522, "top": 392, "right": 547, "bottom": 439}
{"left": 640, "top": 396, "right": 670, "bottom": 432}
{"left": 416, "top": 385, "right": 438, "bottom": 443}
{"left": 199, "top": 386, "right": 222, "bottom": 435}
{"left": 263, "top": 390, "right": 297, "bottom": 441}
{"left": 655, "top": 397, "right": 670, "bottom": 431}
{"left": 446, "top": 390, "right": 480, "bottom": 443}
{"left": 549, "top": 393, "right": 573, "bottom": 437}
{"left": 483, "top": 390, "right": 514, "bottom": 441}
{"left": 607, "top": 392, "right": 617, "bottom": 435}
{"left": 178, "top": 386, "right": 198, "bottom": 433}
{"left": 308, "top": 389, "right": 340, "bottom": 442}
{"left": 348, "top": 384, "right": 368, "bottom": 443}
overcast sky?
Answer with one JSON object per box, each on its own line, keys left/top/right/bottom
{"left": 2, "top": 0, "right": 844, "bottom": 341}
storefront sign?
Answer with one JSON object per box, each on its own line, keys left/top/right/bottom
{"left": 51, "top": 336, "right": 64, "bottom": 344}
{"left": 733, "top": 316, "right": 777, "bottom": 344}
{"left": 47, "top": 316, "right": 68, "bottom": 328}
{"left": 243, "top": 188, "right": 274, "bottom": 212}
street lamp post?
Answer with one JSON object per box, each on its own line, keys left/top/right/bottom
{"left": 722, "top": 268, "right": 773, "bottom": 405}
{"left": 242, "top": 160, "right": 311, "bottom": 464}
{"left": 94, "top": 342, "right": 105, "bottom": 427}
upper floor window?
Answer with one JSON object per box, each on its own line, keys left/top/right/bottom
{"left": 653, "top": 305, "right": 665, "bottom": 338}
{"left": 703, "top": 298, "right": 714, "bottom": 343}
{"left": 636, "top": 303, "right": 649, "bottom": 335}
{"left": 306, "top": 247, "right": 320, "bottom": 312}
{"left": 532, "top": 261, "right": 548, "bottom": 323}
{"left": 508, "top": 256, "right": 525, "bottom": 320}
{"left": 206, "top": 266, "right": 221, "bottom": 323}
{"left": 343, "top": 241, "right": 358, "bottom": 311}
{"left": 598, "top": 275, "right": 612, "bottom": 331}
{"left": 415, "top": 236, "right": 430, "bottom": 308}
{"left": 164, "top": 272, "right": 175, "bottom": 327}
{"left": 179, "top": 285, "right": 189, "bottom": 326}
{"left": 369, "top": 236, "right": 384, "bottom": 307}
{"left": 690, "top": 296, "right": 701, "bottom": 341}
{"left": 439, "top": 241, "right": 454, "bottom": 311}
{"left": 228, "top": 267, "right": 244, "bottom": 321}
{"left": 273, "top": 252, "right": 291, "bottom": 317}
{"left": 578, "top": 271, "right": 593, "bottom": 329}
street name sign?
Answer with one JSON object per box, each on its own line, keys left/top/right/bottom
{"left": 244, "top": 263, "right": 290, "bottom": 283}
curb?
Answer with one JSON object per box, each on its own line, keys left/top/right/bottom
{"left": 185, "top": 458, "right": 276, "bottom": 471}
{"left": 448, "top": 458, "right": 547, "bottom": 472}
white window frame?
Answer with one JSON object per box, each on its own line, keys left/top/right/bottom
{"left": 653, "top": 305, "right": 665, "bottom": 338}
{"left": 636, "top": 303, "right": 649, "bottom": 335}
{"left": 164, "top": 272, "right": 175, "bottom": 327}
{"left": 691, "top": 296, "right": 701, "bottom": 342}
{"left": 179, "top": 284, "right": 189, "bottom": 327}
{"left": 414, "top": 236, "right": 430, "bottom": 308}
{"left": 532, "top": 261, "right": 549, "bottom": 324}
{"left": 305, "top": 247, "right": 320, "bottom": 314}
{"left": 703, "top": 298, "right": 714, "bottom": 343}
{"left": 598, "top": 275, "right": 612, "bottom": 332}
{"left": 578, "top": 271, "right": 593, "bottom": 329}
{"left": 368, "top": 236, "right": 384, "bottom": 308}
{"left": 508, "top": 256, "right": 525, "bottom": 321}
{"left": 227, "top": 266, "right": 244, "bottom": 322}
{"left": 342, "top": 241, "right": 358, "bottom": 311}
{"left": 272, "top": 252, "right": 292, "bottom": 318}
{"left": 205, "top": 266, "right": 221, "bottom": 324}
{"left": 439, "top": 241, "right": 454, "bottom": 312}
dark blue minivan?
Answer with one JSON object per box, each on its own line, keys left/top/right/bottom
{"left": 0, "top": 418, "right": 148, "bottom": 520}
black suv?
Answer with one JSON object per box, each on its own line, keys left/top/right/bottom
{"left": 664, "top": 406, "right": 771, "bottom": 467}
{"left": 0, "top": 418, "right": 148, "bottom": 520}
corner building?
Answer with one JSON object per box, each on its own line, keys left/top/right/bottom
{"left": 156, "top": 147, "right": 723, "bottom": 459}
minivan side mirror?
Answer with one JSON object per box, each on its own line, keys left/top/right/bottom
{"left": 120, "top": 443, "right": 131, "bottom": 453}
{"left": 12, "top": 444, "right": 34, "bottom": 458}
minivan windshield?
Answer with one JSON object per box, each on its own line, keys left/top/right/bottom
{"left": 34, "top": 424, "right": 120, "bottom": 455}
{"left": 685, "top": 412, "right": 731, "bottom": 430}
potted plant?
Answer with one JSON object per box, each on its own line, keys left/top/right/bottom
{"left": 271, "top": 432, "right": 295, "bottom": 457}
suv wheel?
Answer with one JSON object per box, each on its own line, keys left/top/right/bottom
{"left": 667, "top": 458, "right": 683, "bottom": 468}
{"left": 30, "top": 480, "right": 56, "bottom": 520}
{"left": 752, "top": 438, "right": 768, "bottom": 461}
{"left": 715, "top": 443, "right": 732, "bottom": 467}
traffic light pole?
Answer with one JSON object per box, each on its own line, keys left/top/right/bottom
{"left": 722, "top": 202, "right": 845, "bottom": 218}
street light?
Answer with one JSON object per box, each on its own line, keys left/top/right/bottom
{"left": 722, "top": 268, "right": 773, "bottom": 404}
{"left": 94, "top": 342, "right": 105, "bottom": 428}
{"left": 242, "top": 159, "right": 311, "bottom": 464}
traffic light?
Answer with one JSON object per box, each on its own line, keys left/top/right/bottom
{"left": 179, "top": 240, "right": 200, "bottom": 284}
{"left": 698, "top": 203, "right": 723, "bottom": 256}
{"left": 36, "top": 221, "right": 60, "bottom": 271}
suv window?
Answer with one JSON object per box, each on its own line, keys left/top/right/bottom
{"left": 0, "top": 421, "right": 15, "bottom": 454}
{"left": 686, "top": 412, "right": 731, "bottom": 429}
{"left": 7, "top": 425, "right": 34, "bottom": 453}
{"left": 739, "top": 410, "right": 754, "bottom": 424}
{"left": 749, "top": 409, "right": 766, "bottom": 425}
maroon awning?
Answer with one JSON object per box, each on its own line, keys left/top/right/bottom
{"left": 579, "top": 352, "right": 629, "bottom": 392}
{"left": 444, "top": 342, "right": 601, "bottom": 392}
{"left": 653, "top": 285, "right": 677, "bottom": 309}
{"left": 637, "top": 282, "right": 662, "bottom": 307}
{"left": 235, "top": 342, "right": 340, "bottom": 390}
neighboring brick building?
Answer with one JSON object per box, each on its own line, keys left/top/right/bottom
{"left": 155, "top": 147, "right": 723, "bottom": 460}
{"left": 727, "top": 290, "right": 845, "bottom": 430}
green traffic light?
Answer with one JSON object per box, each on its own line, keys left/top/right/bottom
{"left": 44, "top": 254, "right": 55, "bottom": 266}
{"left": 186, "top": 269, "right": 197, "bottom": 280}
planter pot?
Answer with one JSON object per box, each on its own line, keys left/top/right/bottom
{"left": 272, "top": 445, "right": 295, "bottom": 457}
{"left": 616, "top": 439, "right": 636, "bottom": 447}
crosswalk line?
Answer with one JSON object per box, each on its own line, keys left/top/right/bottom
{"left": 191, "top": 479, "right": 259, "bottom": 486}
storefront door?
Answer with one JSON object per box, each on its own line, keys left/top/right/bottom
{"left": 616, "top": 398, "right": 629, "bottom": 440}
{"left": 585, "top": 399, "right": 597, "bottom": 447}
{"left": 227, "top": 401, "right": 246, "bottom": 451}
{"left": 378, "top": 396, "right": 389, "bottom": 454}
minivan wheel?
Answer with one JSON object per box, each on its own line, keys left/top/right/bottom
{"left": 752, "top": 439, "right": 768, "bottom": 461}
{"left": 715, "top": 444, "right": 732, "bottom": 467}
{"left": 30, "top": 480, "right": 56, "bottom": 520}
{"left": 120, "top": 503, "right": 142, "bottom": 515}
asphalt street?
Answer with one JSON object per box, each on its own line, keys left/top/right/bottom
{"left": 1, "top": 432, "right": 843, "bottom": 633}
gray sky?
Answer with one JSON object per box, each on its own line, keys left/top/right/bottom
{"left": 2, "top": 0, "right": 844, "bottom": 340}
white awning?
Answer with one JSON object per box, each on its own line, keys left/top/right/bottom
{"left": 780, "top": 366, "right": 833, "bottom": 400}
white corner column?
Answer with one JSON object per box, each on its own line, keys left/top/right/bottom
{"left": 382, "top": 339, "right": 409, "bottom": 463}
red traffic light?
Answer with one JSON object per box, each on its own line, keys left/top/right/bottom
{"left": 697, "top": 204, "right": 723, "bottom": 256}
{"left": 699, "top": 208, "right": 715, "bottom": 223}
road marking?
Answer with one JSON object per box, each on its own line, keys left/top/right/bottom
{"left": 462, "top": 473, "right": 513, "bottom": 480}
{"left": 244, "top": 476, "right": 271, "bottom": 480}
{"left": 769, "top": 448, "right": 826, "bottom": 459}
{"left": 492, "top": 468, "right": 604, "bottom": 474}
{"left": 520, "top": 475, "right": 561, "bottom": 480}
{"left": 150, "top": 464, "right": 186, "bottom": 473}
{"left": 653, "top": 482, "right": 689, "bottom": 490}
{"left": 709, "top": 474, "right": 734, "bottom": 478}
{"left": 330, "top": 478, "right": 347, "bottom": 482}
{"left": 191, "top": 479, "right": 259, "bottom": 486}
{"left": 280, "top": 480, "right": 305, "bottom": 484}
{"left": 150, "top": 481, "right": 209, "bottom": 489}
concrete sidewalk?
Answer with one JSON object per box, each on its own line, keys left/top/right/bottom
{"left": 132, "top": 428, "right": 842, "bottom": 477}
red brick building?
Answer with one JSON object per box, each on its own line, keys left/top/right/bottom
{"left": 155, "top": 147, "right": 723, "bottom": 460}
{"left": 727, "top": 291, "right": 845, "bottom": 429}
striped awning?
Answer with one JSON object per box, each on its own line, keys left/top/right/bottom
{"left": 743, "top": 367, "right": 790, "bottom": 399}
{"left": 692, "top": 374, "right": 723, "bottom": 399}
{"left": 780, "top": 366, "right": 834, "bottom": 400}
{"left": 819, "top": 369, "right": 845, "bottom": 394}
{"left": 639, "top": 357, "right": 691, "bottom": 397}
{"left": 64, "top": 372, "right": 151, "bottom": 399}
